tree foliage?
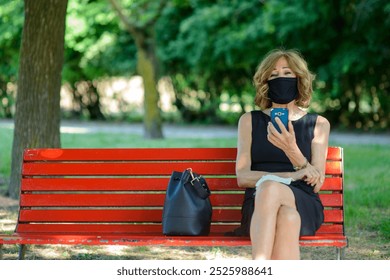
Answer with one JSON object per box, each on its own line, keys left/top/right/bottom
{"left": 0, "top": 0, "right": 389, "bottom": 130}
{"left": 63, "top": 0, "right": 137, "bottom": 120}
{"left": 159, "top": 0, "right": 265, "bottom": 123}
{"left": 0, "top": 0, "right": 23, "bottom": 118}
{"left": 158, "top": 0, "right": 390, "bottom": 129}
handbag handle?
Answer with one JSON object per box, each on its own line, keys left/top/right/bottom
{"left": 183, "top": 168, "right": 210, "bottom": 199}
{"left": 191, "top": 176, "right": 210, "bottom": 199}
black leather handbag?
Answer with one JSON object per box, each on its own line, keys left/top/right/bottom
{"left": 162, "top": 168, "right": 212, "bottom": 236}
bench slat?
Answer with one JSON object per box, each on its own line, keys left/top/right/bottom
{"left": 321, "top": 177, "right": 343, "bottom": 191}
{"left": 19, "top": 209, "right": 242, "bottom": 222}
{"left": 22, "top": 161, "right": 342, "bottom": 176}
{"left": 22, "top": 162, "right": 236, "bottom": 176}
{"left": 0, "top": 233, "right": 347, "bottom": 248}
{"left": 21, "top": 178, "right": 237, "bottom": 191}
{"left": 18, "top": 209, "right": 343, "bottom": 223}
{"left": 319, "top": 193, "right": 343, "bottom": 207}
{"left": 21, "top": 177, "right": 342, "bottom": 191}
{"left": 15, "top": 224, "right": 234, "bottom": 234}
{"left": 16, "top": 223, "right": 344, "bottom": 235}
{"left": 20, "top": 193, "right": 343, "bottom": 207}
{"left": 23, "top": 147, "right": 343, "bottom": 162}
{"left": 24, "top": 148, "right": 238, "bottom": 161}
{"left": 20, "top": 193, "right": 243, "bottom": 207}
{"left": 326, "top": 147, "right": 343, "bottom": 161}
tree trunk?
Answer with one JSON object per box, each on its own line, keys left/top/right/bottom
{"left": 137, "top": 45, "right": 163, "bottom": 139}
{"left": 107, "top": 0, "right": 164, "bottom": 139}
{"left": 8, "top": 0, "right": 68, "bottom": 199}
{"left": 132, "top": 29, "right": 163, "bottom": 139}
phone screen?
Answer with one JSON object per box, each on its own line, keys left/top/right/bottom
{"left": 270, "top": 108, "right": 289, "bottom": 133}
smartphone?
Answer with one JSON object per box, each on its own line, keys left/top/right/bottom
{"left": 270, "top": 108, "right": 289, "bottom": 133}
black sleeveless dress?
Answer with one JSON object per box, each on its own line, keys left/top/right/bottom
{"left": 228, "top": 110, "right": 324, "bottom": 237}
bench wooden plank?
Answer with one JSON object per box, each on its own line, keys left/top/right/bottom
{"left": 326, "top": 147, "right": 342, "bottom": 161}
{"left": 16, "top": 223, "right": 344, "bottom": 235}
{"left": 22, "top": 162, "right": 237, "bottom": 176}
{"left": 20, "top": 193, "right": 343, "bottom": 207}
{"left": 1, "top": 233, "right": 348, "bottom": 247}
{"left": 20, "top": 193, "right": 244, "bottom": 207}
{"left": 22, "top": 161, "right": 342, "bottom": 176}
{"left": 23, "top": 148, "right": 238, "bottom": 161}
{"left": 18, "top": 209, "right": 343, "bottom": 224}
{"left": 18, "top": 209, "right": 242, "bottom": 222}
{"left": 23, "top": 147, "right": 343, "bottom": 161}
{"left": 21, "top": 176, "right": 342, "bottom": 191}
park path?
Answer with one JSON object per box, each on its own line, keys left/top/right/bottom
{"left": 0, "top": 119, "right": 389, "bottom": 145}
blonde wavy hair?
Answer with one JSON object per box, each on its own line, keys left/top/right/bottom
{"left": 253, "top": 49, "right": 315, "bottom": 109}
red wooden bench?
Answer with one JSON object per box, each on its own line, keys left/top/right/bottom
{"left": 0, "top": 147, "right": 347, "bottom": 259}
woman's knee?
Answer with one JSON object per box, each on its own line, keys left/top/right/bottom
{"left": 276, "top": 206, "right": 301, "bottom": 229}
{"left": 255, "top": 181, "right": 284, "bottom": 205}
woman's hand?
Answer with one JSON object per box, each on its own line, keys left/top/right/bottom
{"left": 267, "top": 118, "right": 297, "bottom": 153}
{"left": 291, "top": 163, "right": 324, "bottom": 191}
{"left": 268, "top": 118, "right": 325, "bottom": 191}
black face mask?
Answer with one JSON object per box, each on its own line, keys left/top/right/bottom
{"left": 267, "top": 77, "right": 298, "bottom": 104}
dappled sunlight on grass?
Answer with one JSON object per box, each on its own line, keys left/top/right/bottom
{"left": 0, "top": 208, "right": 17, "bottom": 233}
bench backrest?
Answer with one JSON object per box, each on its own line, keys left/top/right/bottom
{"left": 17, "top": 147, "right": 344, "bottom": 236}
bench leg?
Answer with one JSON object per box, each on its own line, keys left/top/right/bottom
{"left": 18, "top": 244, "right": 27, "bottom": 260}
{"left": 336, "top": 247, "right": 345, "bottom": 260}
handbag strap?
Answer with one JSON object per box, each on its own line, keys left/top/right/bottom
{"left": 182, "top": 169, "right": 210, "bottom": 199}
{"left": 190, "top": 176, "right": 210, "bottom": 199}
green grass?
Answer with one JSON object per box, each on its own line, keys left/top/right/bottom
{"left": 1, "top": 125, "right": 389, "bottom": 252}
{"left": 0, "top": 127, "right": 13, "bottom": 182}
{"left": 61, "top": 132, "right": 237, "bottom": 148}
{"left": 340, "top": 145, "right": 390, "bottom": 241}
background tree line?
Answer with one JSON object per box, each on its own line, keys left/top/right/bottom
{"left": 1, "top": 0, "right": 389, "bottom": 131}
{"left": 1, "top": 0, "right": 389, "bottom": 198}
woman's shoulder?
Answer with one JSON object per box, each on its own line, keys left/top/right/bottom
{"left": 239, "top": 110, "right": 266, "bottom": 123}
{"left": 305, "top": 112, "right": 329, "bottom": 124}
{"left": 238, "top": 112, "right": 252, "bottom": 126}
{"left": 315, "top": 114, "right": 330, "bottom": 126}
{"left": 313, "top": 114, "right": 331, "bottom": 133}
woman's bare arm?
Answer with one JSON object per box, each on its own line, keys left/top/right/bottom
{"left": 265, "top": 114, "right": 330, "bottom": 192}
{"left": 309, "top": 116, "right": 330, "bottom": 192}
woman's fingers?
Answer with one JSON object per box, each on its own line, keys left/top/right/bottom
{"left": 304, "top": 166, "right": 322, "bottom": 186}
{"left": 267, "top": 120, "right": 296, "bottom": 152}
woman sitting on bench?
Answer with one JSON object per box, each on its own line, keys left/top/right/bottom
{"left": 235, "top": 49, "right": 330, "bottom": 260}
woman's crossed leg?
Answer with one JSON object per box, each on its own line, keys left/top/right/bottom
{"left": 250, "top": 180, "right": 301, "bottom": 260}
